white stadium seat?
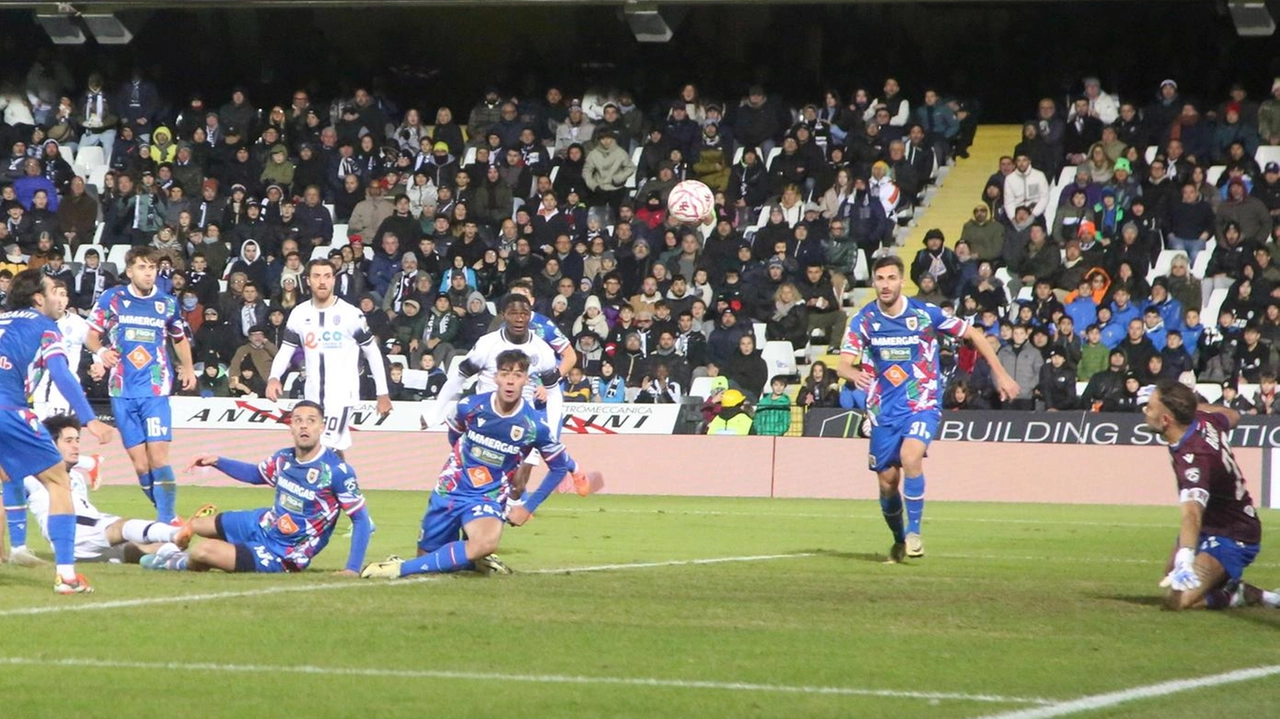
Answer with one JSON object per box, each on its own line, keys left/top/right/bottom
{"left": 1144, "top": 145, "right": 1158, "bottom": 164}
{"left": 106, "top": 244, "right": 131, "bottom": 272}
{"left": 688, "top": 376, "right": 717, "bottom": 400}
{"left": 1202, "top": 287, "right": 1229, "bottom": 321}
{"left": 1056, "top": 166, "right": 1077, "bottom": 188}
{"left": 310, "top": 246, "right": 331, "bottom": 261}
{"left": 752, "top": 322, "right": 767, "bottom": 349}
{"left": 1255, "top": 145, "right": 1280, "bottom": 172}
{"left": 75, "top": 146, "right": 105, "bottom": 169}
{"left": 331, "top": 223, "right": 349, "bottom": 245}
{"left": 1206, "top": 165, "right": 1226, "bottom": 186}
{"left": 761, "top": 340, "right": 798, "bottom": 380}
{"left": 764, "top": 146, "right": 782, "bottom": 171}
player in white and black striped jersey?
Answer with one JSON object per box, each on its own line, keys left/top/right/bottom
{"left": 265, "top": 260, "right": 391, "bottom": 452}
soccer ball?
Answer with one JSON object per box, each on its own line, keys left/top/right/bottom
{"left": 667, "top": 180, "right": 715, "bottom": 224}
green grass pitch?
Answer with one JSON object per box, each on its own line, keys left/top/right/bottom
{"left": 1, "top": 488, "right": 1278, "bottom": 719}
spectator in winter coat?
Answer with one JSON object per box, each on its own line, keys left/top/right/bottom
{"left": 1216, "top": 179, "right": 1272, "bottom": 246}
{"left": 583, "top": 132, "right": 635, "bottom": 213}
{"left": 1036, "top": 347, "right": 1077, "bottom": 410}
{"left": 722, "top": 333, "right": 769, "bottom": 401}
{"left": 910, "top": 228, "right": 961, "bottom": 298}
{"left": 997, "top": 324, "right": 1043, "bottom": 409}
{"left": 1003, "top": 155, "right": 1050, "bottom": 220}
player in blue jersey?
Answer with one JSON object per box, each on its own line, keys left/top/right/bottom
{"left": 838, "top": 256, "right": 1018, "bottom": 562}
{"left": 361, "top": 348, "right": 586, "bottom": 579}
{"left": 86, "top": 246, "right": 196, "bottom": 523}
{"left": 0, "top": 270, "right": 114, "bottom": 593}
{"left": 158, "top": 401, "right": 372, "bottom": 574}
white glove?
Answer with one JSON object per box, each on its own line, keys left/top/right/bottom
{"left": 1137, "top": 384, "right": 1156, "bottom": 407}
{"left": 1161, "top": 547, "right": 1201, "bottom": 592}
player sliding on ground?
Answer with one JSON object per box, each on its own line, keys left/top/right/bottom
{"left": 23, "top": 415, "right": 210, "bottom": 565}
{"left": 1140, "top": 380, "right": 1279, "bottom": 611}
{"left": 362, "top": 349, "right": 587, "bottom": 579}
{"left": 152, "top": 401, "right": 373, "bottom": 574}
{"left": 837, "top": 256, "right": 1018, "bottom": 562}
{"left": 0, "top": 270, "right": 116, "bottom": 593}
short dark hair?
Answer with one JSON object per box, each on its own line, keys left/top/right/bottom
{"left": 1155, "top": 380, "right": 1196, "bottom": 426}
{"left": 306, "top": 259, "right": 335, "bottom": 276}
{"left": 871, "top": 255, "right": 904, "bottom": 276}
{"left": 508, "top": 278, "right": 534, "bottom": 293}
{"left": 43, "top": 413, "right": 81, "bottom": 438}
{"left": 125, "top": 246, "right": 160, "bottom": 267}
{"left": 6, "top": 268, "right": 47, "bottom": 310}
{"left": 292, "top": 399, "right": 324, "bottom": 417}
{"left": 495, "top": 349, "right": 530, "bottom": 372}
{"left": 500, "top": 292, "right": 531, "bottom": 313}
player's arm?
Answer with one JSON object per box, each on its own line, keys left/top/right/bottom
{"left": 1164, "top": 461, "right": 1210, "bottom": 592}
{"left": 169, "top": 326, "right": 196, "bottom": 391}
{"left": 45, "top": 349, "right": 114, "bottom": 444}
{"left": 509, "top": 427, "right": 579, "bottom": 523}
{"left": 266, "top": 327, "right": 301, "bottom": 401}
{"left": 356, "top": 325, "right": 392, "bottom": 417}
{"left": 835, "top": 318, "right": 871, "bottom": 390}
{"left": 188, "top": 455, "right": 270, "bottom": 485}
{"left": 1196, "top": 403, "right": 1241, "bottom": 429}
{"left": 444, "top": 398, "right": 468, "bottom": 445}
{"left": 556, "top": 344, "right": 576, "bottom": 377}
{"left": 335, "top": 469, "right": 371, "bottom": 575}
{"left": 963, "top": 324, "right": 1019, "bottom": 400}
{"left": 429, "top": 351, "right": 480, "bottom": 426}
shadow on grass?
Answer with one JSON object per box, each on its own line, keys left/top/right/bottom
{"left": 798, "top": 548, "right": 895, "bottom": 564}
{"left": 1089, "top": 592, "right": 1166, "bottom": 607}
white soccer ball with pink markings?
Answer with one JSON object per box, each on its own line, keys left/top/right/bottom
{"left": 667, "top": 180, "right": 715, "bottom": 224}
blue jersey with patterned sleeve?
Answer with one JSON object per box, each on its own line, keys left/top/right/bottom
{"left": 438, "top": 392, "right": 574, "bottom": 502}
{"left": 529, "top": 311, "right": 570, "bottom": 355}
{"left": 89, "top": 285, "right": 188, "bottom": 398}
{"left": 841, "top": 297, "right": 969, "bottom": 422}
{"left": 251, "top": 447, "right": 366, "bottom": 569}
{"left": 0, "top": 310, "right": 66, "bottom": 409}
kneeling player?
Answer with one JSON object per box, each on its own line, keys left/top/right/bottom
{"left": 1141, "top": 381, "right": 1279, "bottom": 611}
{"left": 23, "top": 415, "right": 205, "bottom": 564}
{"left": 362, "top": 349, "right": 585, "bottom": 579}
{"left": 158, "top": 401, "right": 372, "bottom": 574}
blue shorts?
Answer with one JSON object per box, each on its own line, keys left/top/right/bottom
{"left": 1198, "top": 533, "right": 1260, "bottom": 582}
{"left": 216, "top": 509, "right": 295, "bottom": 574}
{"left": 868, "top": 411, "right": 938, "bottom": 473}
{"left": 0, "top": 407, "right": 65, "bottom": 481}
{"left": 112, "top": 396, "right": 172, "bottom": 449}
{"left": 417, "top": 492, "right": 504, "bottom": 554}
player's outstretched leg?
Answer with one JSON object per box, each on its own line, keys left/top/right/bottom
{"left": 3, "top": 476, "right": 45, "bottom": 566}
{"left": 36, "top": 465, "right": 92, "bottom": 594}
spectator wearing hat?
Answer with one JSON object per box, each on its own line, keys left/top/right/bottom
{"left": 733, "top": 85, "right": 785, "bottom": 159}
{"left": 555, "top": 100, "right": 596, "bottom": 158}
{"left": 1036, "top": 346, "right": 1077, "bottom": 410}
{"left": 1145, "top": 80, "right": 1183, "bottom": 143}
{"left": 1212, "top": 102, "right": 1261, "bottom": 165}
{"left": 1217, "top": 178, "right": 1271, "bottom": 246}
{"left": 1220, "top": 381, "right": 1257, "bottom": 414}
{"left": 1252, "top": 162, "right": 1280, "bottom": 220}
{"left": 722, "top": 333, "right": 768, "bottom": 402}
{"left": 909, "top": 228, "right": 960, "bottom": 298}
{"left": 584, "top": 131, "right": 635, "bottom": 215}
{"left": 706, "top": 388, "right": 753, "bottom": 435}
{"left": 692, "top": 122, "right": 732, "bottom": 192}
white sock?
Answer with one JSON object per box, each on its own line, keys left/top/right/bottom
{"left": 11, "top": 544, "right": 27, "bottom": 552}
{"left": 1262, "top": 590, "right": 1280, "bottom": 608}
{"left": 56, "top": 564, "right": 76, "bottom": 581}
{"left": 154, "top": 542, "right": 180, "bottom": 560}
{"left": 121, "top": 519, "right": 177, "bottom": 545}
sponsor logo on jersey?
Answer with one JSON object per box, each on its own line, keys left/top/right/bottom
{"left": 879, "top": 347, "right": 911, "bottom": 362}
{"left": 127, "top": 345, "right": 153, "bottom": 369}
{"left": 280, "top": 493, "right": 304, "bottom": 513}
{"left": 275, "top": 476, "right": 318, "bottom": 501}
{"left": 467, "top": 466, "right": 492, "bottom": 487}
{"left": 0, "top": 356, "right": 11, "bottom": 371}
{"left": 303, "top": 330, "right": 346, "bottom": 350}
{"left": 124, "top": 327, "right": 158, "bottom": 344}
{"left": 870, "top": 335, "right": 918, "bottom": 347}
{"left": 116, "top": 314, "right": 168, "bottom": 329}
{"left": 276, "top": 514, "right": 300, "bottom": 535}
{"left": 882, "top": 365, "right": 909, "bottom": 387}
{"left": 465, "top": 428, "right": 523, "bottom": 455}
{"left": 1184, "top": 468, "right": 1200, "bottom": 483}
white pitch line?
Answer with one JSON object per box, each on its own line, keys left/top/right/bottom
{"left": 976, "top": 664, "right": 1280, "bottom": 719}
{"left": 0, "top": 553, "right": 810, "bottom": 618}
{"left": 538, "top": 507, "right": 1173, "bottom": 529}
{"left": 0, "top": 656, "right": 1054, "bottom": 706}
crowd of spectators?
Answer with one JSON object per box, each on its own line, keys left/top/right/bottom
{"left": 926, "top": 76, "right": 1280, "bottom": 413}
{"left": 1, "top": 59, "right": 978, "bottom": 425}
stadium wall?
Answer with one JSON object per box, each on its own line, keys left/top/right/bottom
{"left": 91, "top": 429, "right": 1277, "bottom": 509}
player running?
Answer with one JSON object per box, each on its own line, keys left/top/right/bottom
{"left": 265, "top": 259, "right": 391, "bottom": 453}
{"left": 86, "top": 247, "right": 196, "bottom": 523}
{"left": 5, "top": 278, "right": 103, "bottom": 566}
{"left": 156, "top": 401, "right": 373, "bottom": 574}
{"left": 24, "top": 414, "right": 208, "bottom": 565}
{"left": 1141, "top": 380, "right": 1279, "bottom": 611}
{"left": 361, "top": 349, "right": 586, "bottom": 579}
{"left": 0, "top": 269, "right": 114, "bottom": 593}
{"left": 837, "top": 256, "right": 1018, "bottom": 562}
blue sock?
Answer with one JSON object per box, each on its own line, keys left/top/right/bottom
{"left": 880, "top": 493, "right": 906, "bottom": 544}
{"left": 138, "top": 470, "right": 155, "bottom": 506}
{"left": 46, "top": 513, "right": 75, "bottom": 566}
{"left": 903, "top": 474, "right": 926, "bottom": 536}
{"left": 3, "top": 479, "right": 28, "bottom": 547}
{"left": 152, "top": 465, "right": 177, "bottom": 523}
{"left": 399, "top": 540, "right": 474, "bottom": 576}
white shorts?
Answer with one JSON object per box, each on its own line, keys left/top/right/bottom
{"left": 75, "top": 514, "right": 127, "bottom": 563}
{"left": 522, "top": 389, "right": 564, "bottom": 467}
{"left": 320, "top": 406, "right": 354, "bottom": 452}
